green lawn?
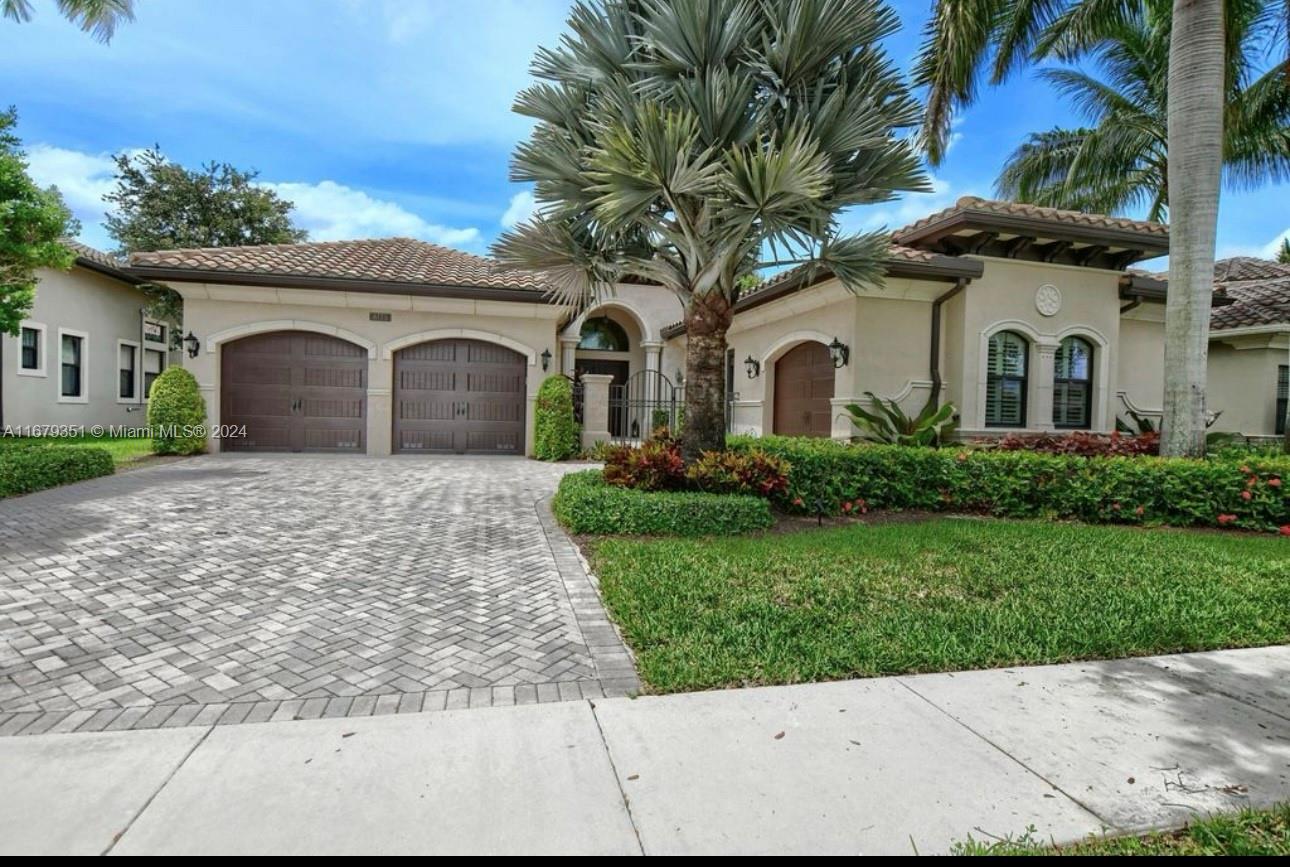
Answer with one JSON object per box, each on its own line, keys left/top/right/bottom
{"left": 0, "top": 435, "right": 153, "bottom": 467}
{"left": 588, "top": 517, "right": 1290, "bottom": 693}
{"left": 955, "top": 803, "right": 1290, "bottom": 855}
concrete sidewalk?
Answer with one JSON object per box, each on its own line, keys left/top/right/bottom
{"left": 3, "top": 645, "right": 1287, "bottom": 855}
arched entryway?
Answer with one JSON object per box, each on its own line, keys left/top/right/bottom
{"left": 772, "top": 341, "right": 835, "bottom": 437}
{"left": 221, "top": 330, "right": 367, "bottom": 452}
{"left": 393, "top": 338, "right": 526, "bottom": 454}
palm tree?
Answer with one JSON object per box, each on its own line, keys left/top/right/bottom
{"left": 914, "top": 0, "right": 1284, "bottom": 456}
{"left": 996, "top": 1, "right": 1290, "bottom": 223}
{"left": 2, "top": 0, "right": 134, "bottom": 42}
{"left": 1278, "top": 238, "right": 1290, "bottom": 264}
{"left": 493, "top": 0, "right": 928, "bottom": 460}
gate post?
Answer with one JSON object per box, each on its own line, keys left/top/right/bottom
{"left": 580, "top": 373, "right": 614, "bottom": 449}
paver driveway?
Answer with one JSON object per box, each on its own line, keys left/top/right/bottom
{"left": 0, "top": 455, "right": 636, "bottom": 736}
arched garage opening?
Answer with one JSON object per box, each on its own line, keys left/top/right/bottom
{"left": 771, "top": 341, "right": 835, "bottom": 437}
{"left": 221, "top": 330, "right": 367, "bottom": 452}
{"left": 393, "top": 338, "right": 526, "bottom": 454}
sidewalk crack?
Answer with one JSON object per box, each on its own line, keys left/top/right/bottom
{"left": 588, "top": 700, "right": 647, "bottom": 856}
{"left": 894, "top": 678, "right": 1117, "bottom": 833}
{"left": 100, "top": 724, "right": 215, "bottom": 855}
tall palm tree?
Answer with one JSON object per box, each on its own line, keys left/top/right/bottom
{"left": 493, "top": 0, "right": 928, "bottom": 460}
{"left": 996, "top": 0, "right": 1290, "bottom": 222}
{"left": 914, "top": 0, "right": 1285, "bottom": 456}
{"left": 2, "top": 0, "right": 134, "bottom": 42}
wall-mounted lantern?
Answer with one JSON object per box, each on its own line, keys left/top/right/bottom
{"left": 183, "top": 331, "right": 201, "bottom": 358}
{"left": 744, "top": 354, "right": 760, "bottom": 379}
{"left": 540, "top": 348, "right": 552, "bottom": 372}
{"left": 828, "top": 337, "right": 850, "bottom": 369}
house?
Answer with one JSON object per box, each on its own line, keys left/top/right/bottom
{"left": 108, "top": 198, "right": 1286, "bottom": 456}
{"left": 1206, "top": 257, "right": 1290, "bottom": 437}
{"left": 0, "top": 242, "right": 173, "bottom": 432}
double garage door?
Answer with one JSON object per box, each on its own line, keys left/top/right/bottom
{"left": 221, "top": 331, "right": 525, "bottom": 454}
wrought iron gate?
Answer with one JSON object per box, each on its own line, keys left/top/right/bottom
{"left": 609, "top": 370, "right": 681, "bottom": 442}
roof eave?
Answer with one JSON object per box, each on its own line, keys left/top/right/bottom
{"left": 76, "top": 256, "right": 148, "bottom": 287}
{"left": 127, "top": 266, "right": 554, "bottom": 305}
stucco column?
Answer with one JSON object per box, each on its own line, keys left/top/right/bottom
{"left": 560, "top": 337, "right": 579, "bottom": 376}
{"left": 1033, "top": 342, "right": 1058, "bottom": 431}
{"left": 580, "top": 373, "right": 614, "bottom": 449}
{"left": 367, "top": 356, "right": 393, "bottom": 456}
{"left": 641, "top": 340, "right": 663, "bottom": 405}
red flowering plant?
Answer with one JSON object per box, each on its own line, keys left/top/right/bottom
{"left": 601, "top": 438, "right": 685, "bottom": 491}
{"left": 686, "top": 449, "right": 790, "bottom": 498}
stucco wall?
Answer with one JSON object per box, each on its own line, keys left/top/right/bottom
{"left": 1115, "top": 311, "right": 1166, "bottom": 425}
{"left": 559, "top": 282, "right": 687, "bottom": 386}
{"left": 950, "top": 258, "right": 1121, "bottom": 434}
{"left": 1208, "top": 335, "right": 1290, "bottom": 436}
{"left": 1, "top": 265, "right": 161, "bottom": 430}
{"left": 176, "top": 282, "right": 565, "bottom": 455}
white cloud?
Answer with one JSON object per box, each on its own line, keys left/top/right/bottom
{"left": 842, "top": 176, "right": 968, "bottom": 235}
{"left": 500, "top": 190, "right": 536, "bottom": 228}
{"left": 264, "top": 180, "right": 481, "bottom": 248}
{"left": 1217, "top": 227, "right": 1290, "bottom": 261}
{"left": 23, "top": 144, "right": 126, "bottom": 249}
{"left": 1260, "top": 229, "right": 1290, "bottom": 259}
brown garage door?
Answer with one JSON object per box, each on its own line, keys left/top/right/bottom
{"left": 394, "top": 339, "right": 525, "bottom": 454}
{"left": 221, "top": 331, "right": 367, "bottom": 453}
{"left": 773, "top": 341, "right": 835, "bottom": 437}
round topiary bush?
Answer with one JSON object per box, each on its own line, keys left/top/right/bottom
{"left": 148, "top": 367, "right": 208, "bottom": 455}
{"left": 534, "top": 374, "right": 580, "bottom": 461}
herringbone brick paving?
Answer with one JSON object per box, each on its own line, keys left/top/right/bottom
{"left": 0, "top": 455, "right": 637, "bottom": 735}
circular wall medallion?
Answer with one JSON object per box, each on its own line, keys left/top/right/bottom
{"left": 1035, "top": 283, "right": 1062, "bottom": 317}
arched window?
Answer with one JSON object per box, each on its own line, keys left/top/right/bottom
{"left": 1053, "top": 336, "right": 1094, "bottom": 429}
{"left": 985, "top": 331, "right": 1028, "bottom": 427}
{"left": 577, "top": 316, "right": 629, "bottom": 351}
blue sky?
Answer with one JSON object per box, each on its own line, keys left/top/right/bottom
{"left": 3, "top": 0, "right": 1286, "bottom": 266}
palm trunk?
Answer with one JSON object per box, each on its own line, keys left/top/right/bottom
{"left": 1160, "top": 0, "right": 1225, "bottom": 457}
{"left": 681, "top": 289, "right": 733, "bottom": 462}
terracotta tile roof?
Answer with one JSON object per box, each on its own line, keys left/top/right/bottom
{"left": 1210, "top": 257, "right": 1290, "bottom": 330}
{"left": 894, "top": 196, "right": 1169, "bottom": 242}
{"left": 1213, "top": 256, "right": 1290, "bottom": 283}
{"left": 737, "top": 244, "right": 977, "bottom": 304}
{"left": 128, "top": 237, "right": 553, "bottom": 294}
{"left": 61, "top": 239, "right": 143, "bottom": 284}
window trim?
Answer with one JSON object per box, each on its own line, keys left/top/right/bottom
{"left": 985, "top": 330, "right": 1029, "bottom": 428}
{"left": 577, "top": 316, "right": 631, "bottom": 352}
{"left": 1277, "top": 364, "right": 1288, "bottom": 437}
{"left": 16, "top": 321, "right": 47, "bottom": 377}
{"left": 57, "top": 327, "right": 89, "bottom": 404}
{"left": 117, "top": 338, "right": 141, "bottom": 404}
{"left": 1052, "top": 336, "right": 1094, "bottom": 430}
{"left": 143, "top": 346, "right": 166, "bottom": 400}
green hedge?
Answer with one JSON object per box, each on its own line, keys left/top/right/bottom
{"left": 0, "top": 444, "right": 115, "bottom": 498}
{"left": 534, "top": 375, "right": 580, "bottom": 461}
{"left": 729, "top": 435, "right": 1290, "bottom": 533}
{"left": 148, "top": 367, "right": 207, "bottom": 455}
{"left": 553, "top": 469, "right": 773, "bottom": 536}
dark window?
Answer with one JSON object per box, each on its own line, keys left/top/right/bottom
{"left": 119, "top": 343, "right": 137, "bottom": 400}
{"left": 577, "top": 316, "right": 629, "bottom": 351}
{"left": 1053, "top": 336, "right": 1093, "bottom": 429}
{"left": 144, "top": 348, "right": 165, "bottom": 397}
{"left": 1277, "top": 365, "right": 1288, "bottom": 436}
{"left": 60, "top": 334, "right": 83, "bottom": 398}
{"left": 985, "top": 331, "right": 1028, "bottom": 427}
{"left": 20, "top": 327, "right": 39, "bottom": 370}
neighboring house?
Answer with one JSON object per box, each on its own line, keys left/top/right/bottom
{"left": 1206, "top": 258, "right": 1290, "bottom": 437}
{"left": 120, "top": 198, "right": 1285, "bottom": 456}
{"left": 0, "top": 242, "right": 171, "bottom": 431}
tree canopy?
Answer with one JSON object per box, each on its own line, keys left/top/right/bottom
{"left": 105, "top": 147, "right": 306, "bottom": 256}
{"left": 0, "top": 107, "right": 76, "bottom": 336}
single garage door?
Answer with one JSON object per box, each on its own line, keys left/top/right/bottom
{"left": 221, "top": 331, "right": 367, "bottom": 452}
{"left": 773, "top": 341, "right": 835, "bottom": 437}
{"left": 394, "top": 339, "right": 525, "bottom": 454}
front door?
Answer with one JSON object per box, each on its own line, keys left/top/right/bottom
{"left": 772, "top": 341, "right": 835, "bottom": 437}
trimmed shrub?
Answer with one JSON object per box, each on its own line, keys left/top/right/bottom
{"left": 686, "top": 448, "right": 790, "bottom": 497}
{"left": 729, "top": 435, "right": 1290, "bottom": 533}
{"left": 534, "top": 375, "right": 580, "bottom": 461}
{"left": 602, "top": 435, "right": 686, "bottom": 491}
{"left": 0, "top": 445, "right": 114, "bottom": 497}
{"left": 554, "top": 469, "right": 773, "bottom": 536}
{"left": 995, "top": 430, "right": 1159, "bottom": 456}
{"left": 148, "top": 367, "right": 207, "bottom": 455}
